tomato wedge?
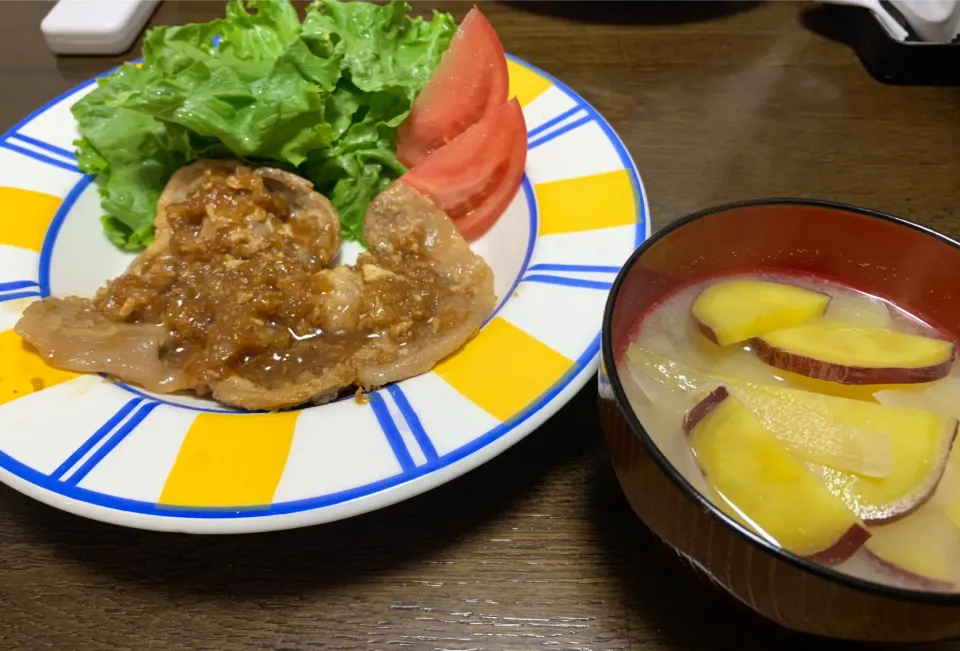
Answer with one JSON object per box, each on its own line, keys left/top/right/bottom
{"left": 396, "top": 6, "right": 509, "bottom": 169}
{"left": 399, "top": 98, "right": 527, "bottom": 242}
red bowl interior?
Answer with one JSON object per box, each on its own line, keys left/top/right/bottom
{"left": 609, "top": 200, "right": 960, "bottom": 366}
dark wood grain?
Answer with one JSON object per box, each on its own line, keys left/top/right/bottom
{"left": 0, "top": 2, "right": 958, "bottom": 649}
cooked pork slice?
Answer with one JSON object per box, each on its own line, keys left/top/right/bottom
{"left": 16, "top": 161, "right": 495, "bottom": 411}
{"left": 355, "top": 183, "right": 496, "bottom": 387}
{"left": 211, "top": 184, "right": 495, "bottom": 409}
{"left": 15, "top": 297, "right": 185, "bottom": 392}
{"left": 211, "top": 369, "right": 354, "bottom": 411}
{"left": 144, "top": 159, "right": 341, "bottom": 270}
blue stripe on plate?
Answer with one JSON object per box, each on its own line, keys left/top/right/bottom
{"left": 527, "top": 106, "right": 583, "bottom": 140}
{"left": 65, "top": 401, "right": 160, "bottom": 487}
{"left": 528, "top": 114, "right": 594, "bottom": 150}
{"left": 521, "top": 274, "right": 613, "bottom": 291}
{"left": 0, "top": 290, "right": 41, "bottom": 303}
{"left": 368, "top": 393, "right": 416, "bottom": 473}
{"left": 51, "top": 398, "right": 142, "bottom": 481}
{"left": 0, "top": 334, "right": 602, "bottom": 518}
{"left": 112, "top": 381, "right": 243, "bottom": 414}
{"left": 9, "top": 133, "right": 77, "bottom": 161}
{"left": 0, "top": 140, "right": 81, "bottom": 174}
{"left": 526, "top": 263, "right": 622, "bottom": 274}
{"left": 385, "top": 384, "right": 438, "bottom": 462}
{"left": 38, "top": 174, "right": 94, "bottom": 297}
{"left": 484, "top": 174, "right": 538, "bottom": 326}
{"left": 503, "top": 54, "right": 650, "bottom": 249}
{"left": 0, "top": 280, "right": 39, "bottom": 292}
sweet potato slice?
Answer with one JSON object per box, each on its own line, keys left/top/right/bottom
{"left": 627, "top": 346, "right": 958, "bottom": 519}
{"left": 775, "top": 370, "right": 894, "bottom": 403}
{"left": 617, "top": 359, "right": 752, "bottom": 531}
{"left": 684, "top": 387, "right": 869, "bottom": 563}
{"left": 741, "top": 380, "right": 958, "bottom": 522}
{"left": 855, "top": 441, "right": 960, "bottom": 591}
{"left": 691, "top": 279, "right": 830, "bottom": 347}
{"left": 755, "top": 321, "right": 955, "bottom": 385}
{"left": 626, "top": 346, "right": 894, "bottom": 477}
{"left": 863, "top": 510, "right": 960, "bottom": 590}
{"left": 729, "top": 385, "right": 893, "bottom": 478}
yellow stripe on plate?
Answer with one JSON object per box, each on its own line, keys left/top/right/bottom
{"left": 435, "top": 317, "right": 572, "bottom": 422}
{"left": 535, "top": 170, "right": 636, "bottom": 236}
{"left": 0, "top": 329, "right": 77, "bottom": 408}
{"left": 0, "top": 187, "right": 62, "bottom": 252}
{"left": 507, "top": 59, "right": 551, "bottom": 108}
{"left": 160, "top": 411, "right": 300, "bottom": 508}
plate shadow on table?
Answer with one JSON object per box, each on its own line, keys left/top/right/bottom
{"left": 0, "top": 386, "right": 601, "bottom": 600}
{"left": 584, "top": 446, "right": 950, "bottom": 651}
{"left": 505, "top": 1, "right": 761, "bottom": 26}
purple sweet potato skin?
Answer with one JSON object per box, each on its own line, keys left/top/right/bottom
{"left": 752, "top": 338, "right": 954, "bottom": 385}
{"left": 683, "top": 386, "right": 729, "bottom": 435}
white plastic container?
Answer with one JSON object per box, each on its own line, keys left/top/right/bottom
{"left": 41, "top": 0, "right": 160, "bottom": 55}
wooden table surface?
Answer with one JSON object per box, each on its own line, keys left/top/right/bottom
{"left": 1, "top": 2, "right": 959, "bottom": 649}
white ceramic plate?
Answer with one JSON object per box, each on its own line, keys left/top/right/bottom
{"left": 0, "top": 56, "right": 649, "bottom": 533}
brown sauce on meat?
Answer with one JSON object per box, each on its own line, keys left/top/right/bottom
{"left": 93, "top": 167, "right": 451, "bottom": 392}
{"left": 16, "top": 159, "right": 496, "bottom": 410}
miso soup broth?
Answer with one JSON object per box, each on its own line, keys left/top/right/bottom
{"left": 618, "top": 271, "right": 960, "bottom": 592}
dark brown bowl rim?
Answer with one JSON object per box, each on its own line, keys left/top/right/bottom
{"left": 601, "top": 196, "right": 960, "bottom": 606}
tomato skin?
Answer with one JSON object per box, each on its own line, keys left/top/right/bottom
{"left": 396, "top": 6, "right": 509, "bottom": 169}
{"left": 400, "top": 98, "right": 527, "bottom": 241}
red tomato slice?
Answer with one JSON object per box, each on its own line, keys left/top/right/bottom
{"left": 399, "top": 98, "right": 527, "bottom": 242}
{"left": 396, "top": 6, "right": 509, "bottom": 169}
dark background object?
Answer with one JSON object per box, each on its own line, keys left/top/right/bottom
{"left": 510, "top": 1, "right": 761, "bottom": 26}
{"left": 805, "top": 3, "right": 960, "bottom": 85}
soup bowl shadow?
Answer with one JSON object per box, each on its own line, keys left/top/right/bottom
{"left": 597, "top": 198, "right": 960, "bottom": 643}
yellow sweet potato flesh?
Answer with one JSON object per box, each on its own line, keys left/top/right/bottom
{"left": 686, "top": 389, "right": 867, "bottom": 560}
{"left": 756, "top": 321, "right": 954, "bottom": 385}
{"left": 690, "top": 279, "right": 830, "bottom": 347}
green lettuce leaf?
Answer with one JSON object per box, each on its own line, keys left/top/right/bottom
{"left": 302, "top": 0, "right": 455, "bottom": 95}
{"left": 72, "top": 0, "right": 455, "bottom": 250}
{"left": 72, "top": 65, "right": 191, "bottom": 251}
